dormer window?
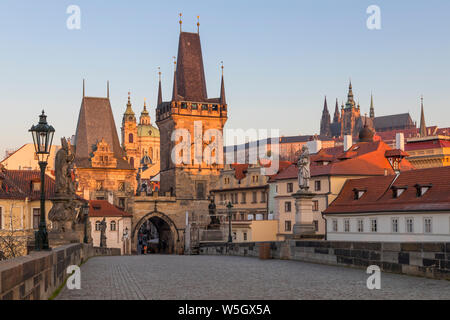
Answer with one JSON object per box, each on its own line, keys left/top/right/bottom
{"left": 415, "top": 184, "right": 432, "bottom": 197}
{"left": 392, "top": 186, "right": 407, "bottom": 198}
{"left": 353, "top": 188, "right": 366, "bottom": 200}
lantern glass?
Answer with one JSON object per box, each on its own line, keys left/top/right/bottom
{"left": 29, "top": 111, "right": 55, "bottom": 163}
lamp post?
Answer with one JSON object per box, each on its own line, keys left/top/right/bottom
{"left": 226, "top": 201, "right": 233, "bottom": 243}
{"left": 29, "top": 110, "right": 55, "bottom": 251}
{"left": 82, "top": 202, "right": 90, "bottom": 244}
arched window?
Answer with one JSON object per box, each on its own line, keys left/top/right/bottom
{"left": 130, "top": 157, "right": 134, "bottom": 167}
{"left": 110, "top": 221, "right": 116, "bottom": 231}
{"left": 129, "top": 133, "right": 134, "bottom": 143}
{"left": 95, "top": 221, "right": 101, "bottom": 231}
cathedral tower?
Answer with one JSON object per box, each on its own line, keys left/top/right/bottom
{"left": 320, "top": 96, "right": 331, "bottom": 136}
{"left": 156, "top": 31, "right": 228, "bottom": 198}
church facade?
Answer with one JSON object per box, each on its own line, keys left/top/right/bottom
{"left": 320, "top": 81, "right": 416, "bottom": 139}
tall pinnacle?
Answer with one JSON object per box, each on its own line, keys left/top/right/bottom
{"left": 157, "top": 67, "right": 162, "bottom": 106}
{"left": 220, "top": 62, "right": 226, "bottom": 105}
{"left": 172, "top": 58, "right": 178, "bottom": 101}
{"left": 333, "top": 98, "right": 340, "bottom": 123}
{"left": 347, "top": 80, "right": 354, "bottom": 102}
{"left": 419, "top": 96, "right": 427, "bottom": 137}
{"left": 370, "top": 93, "right": 375, "bottom": 118}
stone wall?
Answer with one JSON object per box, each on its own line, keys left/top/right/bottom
{"left": 0, "top": 243, "right": 120, "bottom": 300}
{"left": 199, "top": 240, "right": 450, "bottom": 280}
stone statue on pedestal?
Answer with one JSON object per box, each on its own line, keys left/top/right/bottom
{"left": 297, "top": 145, "right": 310, "bottom": 192}
{"left": 208, "top": 197, "right": 220, "bottom": 226}
{"left": 99, "top": 218, "right": 107, "bottom": 248}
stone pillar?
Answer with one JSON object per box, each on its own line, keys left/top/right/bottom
{"left": 292, "top": 191, "right": 316, "bottom": 237}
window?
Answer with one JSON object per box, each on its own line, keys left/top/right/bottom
{"left": 353, "top": 189, "right": 366, "bottom": 200}
{"left": 371, "top": 219, "right": 378, "bottom": 232}
{"left": 33, "top": 208, "right": 40, "bottom": 229}
{"left": 232, "top": 232, "right": 237, "bottom": 240}
{"left": 252, "top": 176, "right": 259, "bottom": 183}
{"left": 260, "top": 191, "right": 266, "bottom": 203}
{"left": 285, "top": 201, "right": 291, "bottom": 212}
{"left": 287, "top": 183, "right": 293, "bottom": 193}
{"left": 118, "top": 198, "right": 125, "bottom": 209}
{"left": 240, "top": 213, "right": 244, "bottom": 221}
{"left": 332, "top": 219, "right": 338, "bottom": 232}
{"left": 392, "top": 218, "right": 399, "bottom": 233}
{"left": 406, "top": 218, "right": 414, "bottom": 233}
{"left": 314, "top": 180, "right": 321, "bottom": 191}
{"left": 252, "top": 192, "right": 257, "bottom": 203}
{"left": 118, "top": 182, "right": 125, "bottom": 192}
{"left": 312, "top": 200, "right": 319, "bottom": 211}
{"left": 129, "top": 133, "right": 134, "bottom": 143}
{"left": 285, "top": 221, "right": 292, "bottom": 232}
{"left": 32, "top": 181, "right": 41, "bottom": 192}
{"left": 344, "top": 219, "right": 350, "bottom": 232}
{"left": 313, "top": 220, "right": 319, "bottom": 232}
{"left": 243, "top": 233, "right": 247, "bottom": 241}
{"left": 357, "top": 219, "right": 364, "bottom": 233}
{"left": 241, "top": 192, "right": 246, "bottom": 204}
{"left": 392, "top": 187, "right": 407, "bottom": 198}
{"left": 196, "top": 181, "right": 206, "bottom": 199}
{"left": 247, "top": 214, "right": 254, "bottom": 220}
{"left": 424, "top": 218, "right": 432, "bottom": 234}
{"left": 95, "top": 221, "right": 101, "bottom": 231}
{"left": 110, "top": 221, "right": 116, "bottom": 231}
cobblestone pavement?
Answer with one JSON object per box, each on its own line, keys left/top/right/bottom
{"left": 57, "top": 255, "right": 450, "bottom": 300}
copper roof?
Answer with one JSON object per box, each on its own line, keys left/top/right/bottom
{"left": 89, "top": 200, "right": 132, "bottom": 218}
{"left": 324, "top": 166, "right": 450, "bottom": 214}
{"left": 74, "top": 97, "right": 133, "bottom": 170}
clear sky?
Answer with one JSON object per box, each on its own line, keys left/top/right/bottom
{"left": 1, "top": 0, "right": 449, "bottom": 157}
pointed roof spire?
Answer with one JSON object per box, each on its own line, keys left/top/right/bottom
{"left": 347, "top": 79, "right": 354, "bottom": 102}
{"left": 124, "top": 91, "right": 135, "bottom": 116}
{"left": 179, "top": 13, "right": 182, "bottom": 33}
{"left": 157, "top": 67, "right": 162, "bottom": 106}
{"left": 83, "top": 79, "right": 85, "bottom": 97}
{"left": 323, "top": 96, "right": 328, "bottom": 112}
{"left": 197, "top": 15, "right": 200, "bottom": 34}
{"left": 172, "top": 57, "right": 178, "bottom": 101}
{"left": 333, "top": 98, "right": 340, "bottom": 123}
{"left": 370, "top": 92, "right": 375, "bottom": 118}
{"left": 419, "top": 95, "right": 427, "bottom": 137}
{"left": 220, "top": 61, "right": 226, "bottom": 105}
{"left": 107, "top": 80, "right": 110, "bottom": 99}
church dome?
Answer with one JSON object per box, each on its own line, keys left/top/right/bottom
{"left": 359, "top": 125, "right": 374, "bottom": 142}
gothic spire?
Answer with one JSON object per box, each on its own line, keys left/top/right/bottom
{"left": 320, "top": 96, "right": 331, "bottom": 136}
{"left": 157, "top": 67, "right": 162, "bottom": 106}
{"left": 172, "top": 58, "right": 179, "bottom": 101}
{"left": 323, "top": 96, "right": 329, "bottom": 112}
{"left": 369, "top": 93, "right": 375, "bottom": 118}
{"left": 333, "top": 98, "right": 340, "bottom": 123}
{"left": 220, "top": 62, "right": 226, "bottom": 105}
{"left": 419, "top": 95, "right": 427, "bottom": 137}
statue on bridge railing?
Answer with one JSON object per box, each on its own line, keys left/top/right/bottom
{"left": 207, "top": 197, "right": 220, "bottom": 228}
{"left": 99, "top": 218, "right": 107, "bottom": 248}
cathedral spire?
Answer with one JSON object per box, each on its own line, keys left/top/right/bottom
{"left": 419, "top": 95, "right": 427, "bottom": 137}
{"left": 172, "top": 57, "right": 179, "bottom": 101}
{"left": 320, "top": 96, "right": 331, "bottom": 136}
{"left": 220, "top": 62, "right": 226, "bottom": 105}
{"left": 347, "top": 79, "right": 354, "bottom": 103}
{"left": 107, "top": 80, "right": 110, "bottom": 99}
{"left": 333, "top": 98, "right": 340, "bottom": 123}
{"left": 369, "top": 93, "right": 375, "bottom": 118}
{"left": 157, "top": 67, "right": 162, "bottom": 106}
{"left": 83, "top": 79, "right": 85, "bottom": 97}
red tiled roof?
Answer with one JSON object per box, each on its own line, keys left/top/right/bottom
{"left": 270, "top": 140, "right": 414, "bottom": 181}
{"left": 405, "top": 138, "right": 450, "bottom": 151}
{"left": 324, "top": 166, "right": 450, "bottom": 214}
{"left": 230, "top": 164, "right": 249, "bottom": 181}
{"left": 88, "top": 200, "right": 132, "bottom": 218}
{"left": 0, "top": 169, "right": 56, "bottom": 200}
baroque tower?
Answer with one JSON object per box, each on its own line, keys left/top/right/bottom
{"left": 122, "top": 92, "right": 138, "bottom": 169}
{"left": 156, "top": 31, "right": 228, "bottom": 198}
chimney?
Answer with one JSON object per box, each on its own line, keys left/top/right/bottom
{"left": 395, "top": 133, "right": 405, "bottom": 151}
{"left": 306, "top": 140, "right": 322, "bottom": 154}
{"left": 344, "top": 135, "right": 352, "bottom": 151}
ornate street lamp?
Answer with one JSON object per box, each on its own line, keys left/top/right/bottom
{"left": 82, "top": 202, "right": 90, "bottom": 244}
{"left": 226, "top": 201, "right": 233, "bottom": 243}
{"left": 29, "top": 110, "right": 55, "bottom": 251}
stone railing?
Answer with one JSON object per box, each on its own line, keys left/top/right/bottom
{"left": 199, "top": 241, "right": 450, "bottom": 280}
{"left": 0, "top": 244, "right": 120, "bottom": 300}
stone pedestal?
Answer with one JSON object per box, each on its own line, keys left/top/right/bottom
{"left": 292, "top": 191, "right": 316, "bottom": 238}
